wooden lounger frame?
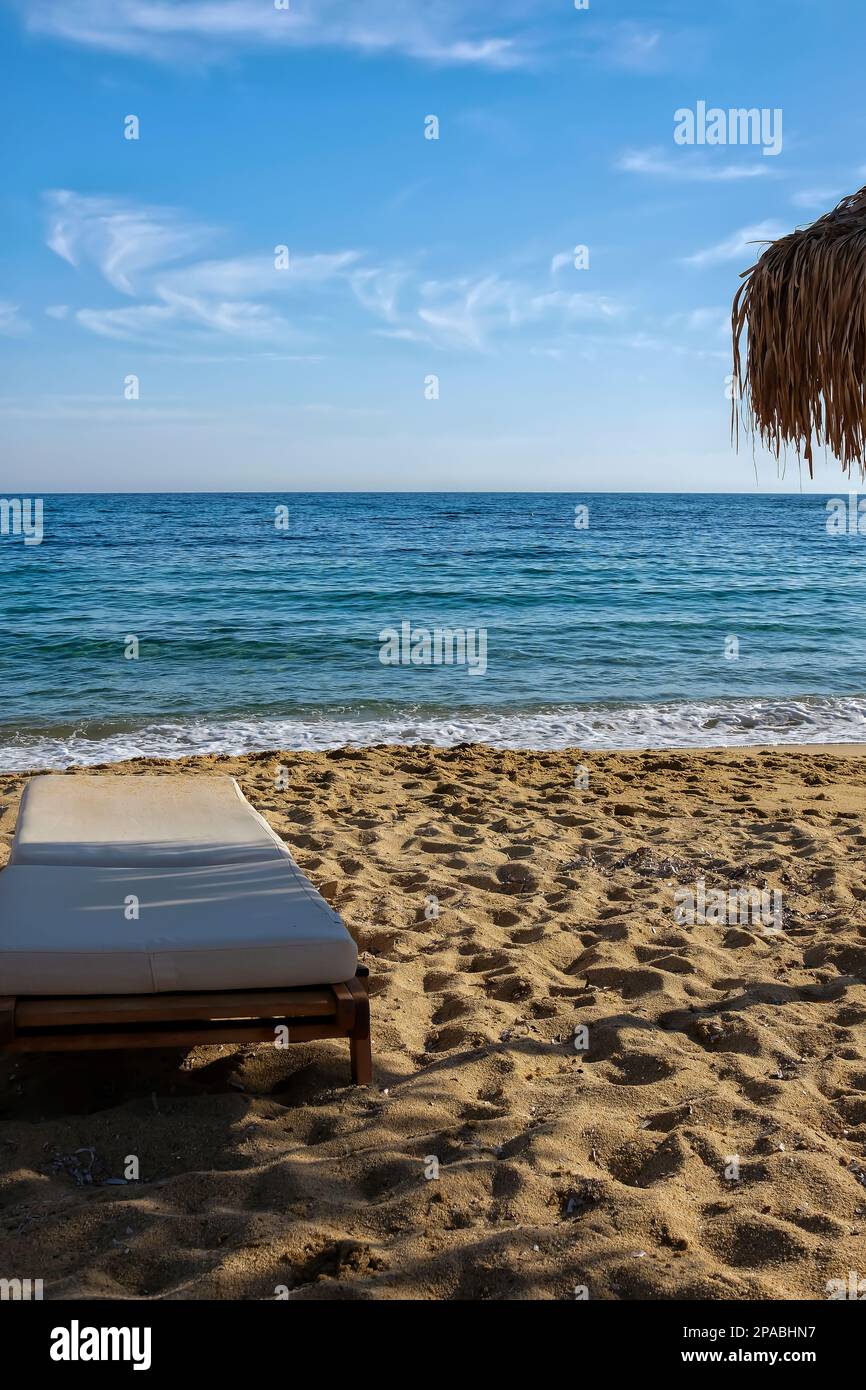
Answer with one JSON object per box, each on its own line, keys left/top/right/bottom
{"left": 0, "top": 966, "right": 372, "bottom": 1084}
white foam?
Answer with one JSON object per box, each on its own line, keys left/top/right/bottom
{"left": 2, "top": 696, "right": 866, "bottom": 770}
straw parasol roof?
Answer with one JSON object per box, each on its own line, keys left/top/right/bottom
{"left": 731, "top": 186, "right": 866, "bottom": 475}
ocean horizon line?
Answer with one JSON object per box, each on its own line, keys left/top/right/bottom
{"left": 2, "top": 487, "right": 858, "bottom": 497}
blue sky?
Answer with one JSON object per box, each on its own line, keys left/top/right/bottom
{"left": 1, "top": 0, "right": 865, "bottom": 492}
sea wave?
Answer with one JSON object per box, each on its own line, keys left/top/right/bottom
{"left": 2, "top": 696, "right": 866, "bottom": 771}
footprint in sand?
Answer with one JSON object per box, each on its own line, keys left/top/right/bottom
{"left": 466, "top": 950, "right": 513, "bottom": 972}
{"left": 448, "top": 821, "right": 482, "bottom": 837}
{"left": 832, "top": 1094, "right": 866, "bottom": 1125}
{"left": 609, "top": 1053, "right": 676, "bottom": 1085}
{"left": 392, "top": 872, "right": 429, "bottom": 891}
{"left": 486, "top": 973, "right": 533, "bottom": 1003}
{"left": 644, "top": 952, "right": 696, "bottom": 976}
{"left": 488, "top": 908, "right": 521, "bottom": 928}
{"left": 583, "top": 964, "right": 666, "bottom": 997}
{"left": 289, "top": 832, "right": 324, "bottom": 851}
{"left": 606, "top": 885, "right": 634, "bottom": 903}
{"left": 460, "top": 1100, "right": 508, "bottom": 1121}
{"left": 702, "top": 1215, "right": 809, "bottom": 1269}
{"left": 495, "top": 863, "right": 539, "bottom": 894}
{"left": 460, "top": 872, "right": 503, "bottom": 893}
{"left": 423, "top": 969, "right": 461, "bottom": 992}
{"left": 359, "top": 928, "right": 402, "bottom": 955}
{"left": 510, "top": 924, "right": 547, "bottom": 944}
{"left": 426, "top": 1024, "right": 473, "bottom": 1052}
{"left": 432, "top": 996, "right": 474, "bottom": 1023}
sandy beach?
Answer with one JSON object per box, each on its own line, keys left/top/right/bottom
{"left": 2, "top": 742, "right": 866, "bottom": 1300}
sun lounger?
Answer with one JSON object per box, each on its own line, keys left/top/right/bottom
{"left": 0, "top": 775, "right": 371, "bottom": 1082}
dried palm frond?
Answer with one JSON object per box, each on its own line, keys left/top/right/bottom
{"left": 731, "top": 187, "right": 866, "bottom": 476}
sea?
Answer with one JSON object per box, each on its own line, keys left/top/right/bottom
{"left": 1, "top": 491, "right": 865, "bottom": 770}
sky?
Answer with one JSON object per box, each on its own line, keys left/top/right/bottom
{"left": 1, "top": 0, "right": 865, "bottom": 493}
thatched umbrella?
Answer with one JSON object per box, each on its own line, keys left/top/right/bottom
{"left": 731, "top": 186, "right": 866, "bottom": 475}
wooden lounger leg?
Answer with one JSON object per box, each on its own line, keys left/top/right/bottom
{"left": 0, "top": 997, "right": 15, "bottom": 1047}
{"left": 347, "top": 979, "right": 372, "bottom": 1085}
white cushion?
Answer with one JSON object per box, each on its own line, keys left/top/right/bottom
{"left": 10, "top": 774, "right": 289, "bottom": 867}
{"left": 0, "top": 776, "right": 357, "bottom": 995}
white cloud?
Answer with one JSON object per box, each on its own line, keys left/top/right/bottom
{"left": 0, "top": 392, "right": 208, "bottom": 423}
{"left": 76, "top": 304, "right": 179, "bottom": 342}
{"left": 0, "top": 302, "right": 30, "bottom": 335}
{"left": 46, "top": 190, "right": 625, "bottom": 351}
{"left": 14, "top": 0, "right": 532, "bottom": 68}
{"left": 790, "top": 187, "right": 842, "bottom": 210}
{"left": 682, "top": 221, "right": 785, "bottom": 269}
{"left": 618, "top": 146, "right": 774, "bottom": 182}
{"left": 597, "top": 20, "right": 706, "bottom": 74}
{"left": 349, "top": 267, "right": 412, "bottom": 326}
{"left": 45, "top": 304, "right": 70, "bottom": 319}
{"left": 77, "top": 298, "right": 304, "bottom": 343}
{"left": 412, "top": 274, "right": 621, "bottom": 350}
{"left": 665, "top": 307, "right": 729, "bottom": 336}
{"left": 374, "top": 327, "right": 429, "bottom": 344}
{"left": 606, "top": 23, "right": 663, "bottom": 72}
{"left": 76, "top": 284, "right": 329, "bottom": 346}
{"left": 162, "top": 250, "right": 361, "bottom": 300}
{"left": 45, "top": 192, "right": 360, "bottom": 345}
{"left": 45, "top": 189, "right": 214, "bottom": 294}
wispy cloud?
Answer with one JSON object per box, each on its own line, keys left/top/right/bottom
{"left": 597, "top": 20, "right": 707, "bottom": 73}
{"left": 46, "top": 190, "right": 214, "bottom": 294}
{"left": 351, "top": 266, "right": 413, "bottom": 328}
{"left": 384, "top": 179, "right": 433, "bottom": 214}
{"left": 412, "top": 274, "right": 621, "bottom": 350}
{"left": 14, "top": 0, "right": 534, "bottom": 69}
{"left": 618, "top": 146, "right": 775, "bottom": 182}
{"left": 682, "top": 220, "right": 785, "bottom": 269}
{"left": 665, "top": 306, "right": 729, "bottom": 335}
{"left": 0, "top": 393, "right": 208, "bottom": 423}
{"left": 790, "top": 186, "right": 842, "bottom": 210}
{"left": 0, "top": 302, "right": 30, "bottom": 335}
{"left": 46, "top": 190, "right": 623, "bottom": 352}
{"left": 164, "top": 251, "right": 362, "bottom": 300}
{"left": 45, "top": 191, "right": 360, "bottom": 345}
{"left": 604, "top": 22, "right": 663, "bottom": 72}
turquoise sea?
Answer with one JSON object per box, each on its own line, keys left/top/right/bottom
{"left": 1, "top": 491, "right": 866, "bottom": 770}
